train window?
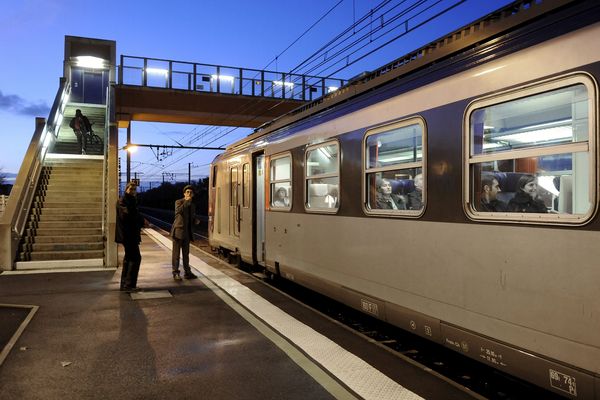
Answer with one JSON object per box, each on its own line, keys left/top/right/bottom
{"left": 363, "top": 118, "right": 425, "bottom": 215}
{"left": 242, "top": 163, "right": 249, "bottom": 208}
{"left": 211, "top": 165, "right": 217, "bottom": 188}
{"left": 465, "top": 74, "right": 596, "bottom": 224}
{"left": 305, "top": 141, "right": 339, "bottom": 212}
{"left": 269, "top": 154, "right": 292, "bottom": 210}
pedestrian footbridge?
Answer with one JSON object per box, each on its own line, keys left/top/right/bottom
{"left": 0, "top": 35, "right": 344, "bottom": 272}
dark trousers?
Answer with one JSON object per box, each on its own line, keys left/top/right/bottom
{"left": 121, "top": 242, "right": 141, "bottom": 289}
{"left": 172, "top": 237, "right": 191, "bottom": 275}
{"left": 73, "top": 129, "right": 87, "bottom": 153}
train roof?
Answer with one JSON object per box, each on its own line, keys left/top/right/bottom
{"left": 226, "top": 0, "right": 592, "bottom": 153}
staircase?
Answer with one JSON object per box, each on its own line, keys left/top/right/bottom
{"left": 17, "top": 157, "right": 104, "bottom": 268}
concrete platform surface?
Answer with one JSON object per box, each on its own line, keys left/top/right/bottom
{"left": 0, "top": 229, "right": 475, "bottom": 400}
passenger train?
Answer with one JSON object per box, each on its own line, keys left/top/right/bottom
{"left": 209, "top": 1, "right": 600, "bottom": 397}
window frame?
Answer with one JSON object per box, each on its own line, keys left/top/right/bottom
{"left": 463, "top": 72, "right": 597, "bottom": 225}
{"left": 304, "top": 139, "right": 341, "bottom": 214}
{"left": 268, "top": 152, "right": 293, "bottom": 212}
{"left": 362, "top": 116, "right": 427, "bottom": 217}
{"left": 242, "top": 162, "right": 250, "bottom": 208}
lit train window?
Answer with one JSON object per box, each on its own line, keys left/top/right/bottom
{"left": 465, "top": 74, "right": 597, "bottom": 224}
{"left": 269, "top": 153, "right": 292, "bottom": 210}
{"left": 305, "top": 141, "right": 339, "bottom": 212}
{"left": 363, "top": 118, "right": 426, "bottom": 216}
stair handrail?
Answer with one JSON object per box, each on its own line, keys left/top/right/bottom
{"left": 101, "top": 84, "right": 111, "bottom": 259}
{"left": 0, "top": 78, "right": 70, "bottom": 270}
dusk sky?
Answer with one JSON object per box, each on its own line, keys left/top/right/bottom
{"left": 0, "top": 0, "right": 513, "bottom": 184}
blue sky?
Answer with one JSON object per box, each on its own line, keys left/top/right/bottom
{"left": 0, "top": 0, "right": 513, "bottom": 183}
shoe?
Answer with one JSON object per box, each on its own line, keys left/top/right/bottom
{"left": 121, "top": 286, "right": 139, "bottom": 292}
{"left": 173, "top": 274, "right": 182, "bottom": 281}
{"left": 184, "top": 272, "right": 198, "bottom": 280}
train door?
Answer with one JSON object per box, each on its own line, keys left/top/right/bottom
{"left": 229, "top": 166, "right": 240, "bottom": 237}
{"left": 253, "top": 153, "right": 265, "bottom": 265}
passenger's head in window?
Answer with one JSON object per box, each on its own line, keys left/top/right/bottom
{"left": 374, "top": 178, "right": 406, "bottom": 210}
{"left": 325, "top": 187, "right": 338, "bottom": 208}
{"left": 273, "top": 187, "right": 289, "bottom": 207}
{"left": 479, "top": 175, "right": 507, "bottom": 212}
{"left": 407, "top": 173, "right": 423, "bottom": 210}
{"left": 414, "top": 173, "right": 424, "bottom": 192}
{"left": 507, "top": 174, "right": 547, "bottom": 213}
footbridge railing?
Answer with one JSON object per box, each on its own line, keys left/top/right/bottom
{"left": 118, "top": 55, "right": 346, "bottom": 102}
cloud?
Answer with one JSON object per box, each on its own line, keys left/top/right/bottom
{"left": 0, "top": 90, "right": 50, "bottom": 117}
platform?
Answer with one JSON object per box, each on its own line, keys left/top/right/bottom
{"left": 0, "top": 228, "right": 476, "bottom": 400}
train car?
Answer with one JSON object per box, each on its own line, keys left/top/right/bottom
{"left": 209, "top": 0, "right": 600, "bottom": 397}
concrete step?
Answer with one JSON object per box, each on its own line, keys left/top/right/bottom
{"left": 20, "top": 249, "right": 104, "bottom": 261}
{"left": 40, "top": 172, "right": 103, "bottom": 179}
{"left": 35, "top": 195, "right": 103, "bottom": 203}
{"left": 26, "top": 234, "right": 103, "bottom": 244}
{"left": 15, "top": 258, "right": 104, "bottom": 270}
{"left": 26, "top": 227, "right": 102, "bottom": 236}
{"left": 38, "top": 175, "right": 101, "bottom": 181}
{"left": 44, "top": 158, "right": 104, "bottom": 165}
{"left": 38, "top": 183, "right": 102, "bottom": 190}
{"left": 30, "top": 214, "right": 102, "bottom": 222}
{"left": 33, "top": 208, "right": 102, "bottom": 216}
{"left": 23, "top": 242, "right": 104, "bottom": 252}
{"left": 33, "top": 201, "right": 102, "bottom": 208}
{"left": 29, "top": 220, "right": 101, "bottom": 229}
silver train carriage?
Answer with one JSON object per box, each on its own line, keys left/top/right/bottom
{"left": 209, "top": 1, "right": 600, "bottom": 397}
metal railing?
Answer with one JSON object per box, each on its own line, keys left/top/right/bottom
{"left": 0, "top": 79, "right": 70, "bottom": 269}
{"left": 118, "top": 55, "right": 346, "bottom": 102}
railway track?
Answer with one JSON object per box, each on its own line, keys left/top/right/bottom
{"left": 141, "top": 210, "right": 565, "bottom": 400}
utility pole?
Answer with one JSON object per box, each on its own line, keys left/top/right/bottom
{"left": 126, "top": 124, "right": 131, "bottom": 183}
{"left": 188, "top": 163, "right": 191, "bottom": 184}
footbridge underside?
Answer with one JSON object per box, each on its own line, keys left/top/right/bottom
{"left": 114, "top": 85, "right": 306, "bottom": 128}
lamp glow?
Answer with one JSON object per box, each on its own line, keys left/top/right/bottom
{"left": 146, "top": 68, "right": 169, "bottom": 76}
{"left": 273, "top": 81, "right": 294, "bottom": 89}
{"left": 211, "top": 74, "right": 234, "bottom": 83}
{"left": 74, "top": 56, "right": 107, "bottom": 69}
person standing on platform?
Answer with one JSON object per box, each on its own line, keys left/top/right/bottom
{"left": 115, "top": 181, "right": 146, "bottom": 291}
{"left": 171, "top": 185, "right": 199, "bottom": 280}
{"left": 69, "top": 109, "right": 92, "bottom": 155}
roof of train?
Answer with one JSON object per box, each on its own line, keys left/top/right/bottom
{"left": 224, "top": 0, "right": 590, "bottom": 154}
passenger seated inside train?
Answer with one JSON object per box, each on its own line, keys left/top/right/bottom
{"left": 507, "top": 174, "right": 548, "bottom": 213}
{"left": 375, "top": 178, "right": 406, "bottom": 210}
{"left": 479, "top": 174, "right": 508, "bottom": 212}
{"left": 324, "top": 187, "right": 338, "bottom": 208}
{"left": 407, "top": 173, "right": 423, "bottom": 210}
{"left": 272, "top": 186, "right": 290, "bottom": 207}
{"left": 308, "top": 183, "right": 339, "bottom": 209}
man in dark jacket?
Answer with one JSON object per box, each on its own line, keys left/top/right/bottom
{"left": 115, "top": 181, "right": 145, "bottom": 291}
{"left": 171, "top": 185, "right": 199, "bottom": 280}
{"left": 69, "top": 109, "right": 92, "bottom": 155}
{"left": 480, "top": 175, "right": 508, "bottom": 212}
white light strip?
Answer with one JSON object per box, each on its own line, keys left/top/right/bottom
{"left": 273, "top": 80, "right": 294, "bottom": 88}
{"left": 211, "top": 74, "right": 234, "bottom": 83}
{"left": 74, "top": 56, "right": 107, "bottom": 69}
{"left": 494, "top": 126, "right": 573, "bottom": 143}
{"left": 146, "top": 67, "right": 169, "bottom": 76}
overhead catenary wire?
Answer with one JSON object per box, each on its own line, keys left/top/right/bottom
{"left": 133, "top": 0, "right": 478, "bottom": 181}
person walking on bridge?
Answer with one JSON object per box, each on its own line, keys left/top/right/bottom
{"left": 115, "top": 181, "right": 146, "bottom": 291}
{"left": 69, "top": 109, "right": 92, "bottom": 154}
{"left": 171, "top": 185, "right": 199, "bottom": 280}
